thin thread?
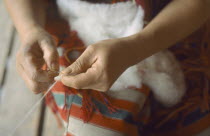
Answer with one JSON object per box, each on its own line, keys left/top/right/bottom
{"left": 64, "top": 96, "right": 75, "bottom": 135}
{"left": 8, "top": 81, "right": 58, "bottom": 136}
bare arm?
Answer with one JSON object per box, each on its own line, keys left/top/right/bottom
{"left": 4, "top": 0, "right": 59, "bottom": 94}
{"left": 60, "top": 0, "right": 210, "bottom": 91}
{"left": 128, "top": 0, "right": 210, "bottom": 64}
{"left": 4, "top": 0, "right": 46, "bottom": 40}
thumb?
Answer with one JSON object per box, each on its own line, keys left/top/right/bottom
{"left": 61, "top": 46, "right": 95, "bottom": 76}
{"left": 40, "top": 38, "right": 59, "bottom": 72}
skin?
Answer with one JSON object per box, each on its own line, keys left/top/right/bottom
{"left": 4, "top": 0, "right": 59, "bottom": 93}
{"left": 4, "top": 0, "right": 210, "bottom": 93}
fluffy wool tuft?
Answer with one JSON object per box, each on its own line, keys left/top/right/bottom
{"left": 57, "top": 0, "right": 186, "bottom": 107}
{"left": 57, "top": 0, "right": 144, "bottom": 45}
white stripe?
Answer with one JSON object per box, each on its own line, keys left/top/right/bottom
{"left": 57, "top": 47, "right": 64, "bottom": 56}
{"left": 106, "top": 88, "right": 146, "bottom": 108}
{"left": 63, "top": 117, "right": 124, "bottom": 136}
{"left": 52, "top": 88, "right": 147, "bottom": 110}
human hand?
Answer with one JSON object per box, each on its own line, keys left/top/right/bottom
{"left": 60, "top": 38, "right": 136, "bottom": 92}
{"left": 16, "top": 26, "right": 59, "bottom": 94}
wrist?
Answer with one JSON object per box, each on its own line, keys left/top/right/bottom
{"left": 120, "top": 31, "right": 155, "bottom": 66}
{"left": 19, "top": 24, "right": 45, "bottom": 43}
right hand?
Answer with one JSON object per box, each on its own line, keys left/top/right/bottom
{"left": 16, "top": 27, "right": 59, "bottom": 94}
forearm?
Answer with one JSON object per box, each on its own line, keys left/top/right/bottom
{"left": 4, "top": 0, "right": 46, "bottom": 40}
{"left": 127, "top": 0, "right": 210, "bottom": 65}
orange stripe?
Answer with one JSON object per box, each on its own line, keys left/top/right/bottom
{"left": 56, "top": 99, "right": 141, "bottom": 124}
{"left": 54, "top": 93, "right": 143, "bottom": 114}
{"left": 110, "top": 98, "right": 142, "bottom": 114}
{"left": 139, "top": 84, "right": 150, "bottom": 96}
{"left": 128, "top": 84, "right": 150, "bottom": 97}
{"left": 58, "top": 104, "right": 139, "bottom": 136}
{"left": 66, "top": 132, "right": 74, "bottom": 136}
{"left": 53, "top": 92, "right": 145, "bottom": 114}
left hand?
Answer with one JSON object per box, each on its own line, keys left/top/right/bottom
{"left": 60, "top": 38, "right": 136, "bottom": 92}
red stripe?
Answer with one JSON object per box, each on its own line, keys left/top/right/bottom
{"left": 66, "top": 132, "right": 74, "bottom": 136}
{"left": 52, "top": 83, "right": 149, "bottom": 113}
{"left": 53, "top": 90, "right": 144, "bottom": 114}
{"left": 58, "top": 104, "right": 139, "bottom": 136}
{"left": 110, "top": 98, "right": 142, "bottom": 114}
{"left": 136, "top": 0, "right": 145, "bottom": 8}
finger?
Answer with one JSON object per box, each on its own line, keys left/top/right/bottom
{"left": 61, "top": 46, "right": 96, "bottom": 75}
{"left": 61, "top": 68, "right": 96, "bottom": 89}
{"left": 27, "top": 79, "right": 51, "bottom": 94}
{"left": 40, "top": 38, "right": 59, "bottom": 72}
{"left": 23, "top": 52, "right": 54, "bottom": 82}
{"left": 16, "top": 60, "right": 51, "bottom": 94}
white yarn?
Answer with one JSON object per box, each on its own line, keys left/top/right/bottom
{"left": 8, "top": 80, "right": 59, "bottom": 136}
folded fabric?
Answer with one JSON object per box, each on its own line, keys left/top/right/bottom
{"left": 44, "top": 0, "right": 186, "bottom": 135}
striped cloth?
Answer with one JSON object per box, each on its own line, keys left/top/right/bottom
{"left": 50, "top": 81, "right": 150, "bottom": 136}
{"left": 44, "top": 1, "right": 151, "bottom": 135}
{"left": 44, "top": 0, "right": 210, "bottom": 135}
{"left": 44, "top": 30, "right": 151, "bottom": 135}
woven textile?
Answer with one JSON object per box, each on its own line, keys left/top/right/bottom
{"left": 44, "top": 0, "right": 210, "bottom": 135}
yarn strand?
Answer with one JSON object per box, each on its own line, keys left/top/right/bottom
{"left": 8, "top": 81, "right": 58, "bottom": 136}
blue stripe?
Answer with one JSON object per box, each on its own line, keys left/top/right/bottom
{"left": 52, "top": 93, "right": 138, "bottom": 124}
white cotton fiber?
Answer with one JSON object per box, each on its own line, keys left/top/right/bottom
{"left": 57, "top": 0, "right": 186, "bottom": 107}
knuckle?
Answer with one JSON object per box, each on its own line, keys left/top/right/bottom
{"left": 47, "top": 35, "right": 56, "bottom": 43}
{"left": 44, "top": 49, "right": 58, "bottom": 60}
{"left": 48, "top": 46, "right": 57, "bottom": 54}
{"left": 43, "top": 47, "right": 58, "bottom": 61}
{"left": 43, "top": 37, "right": 56, "bottom": 47}
{"left": 73, "top": 61, "right": 82, "bottom": 70}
